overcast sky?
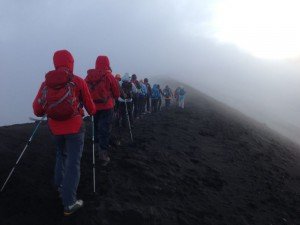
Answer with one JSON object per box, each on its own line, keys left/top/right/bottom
{"left": 1, "top": 0, "right": 300, "bottom": 144}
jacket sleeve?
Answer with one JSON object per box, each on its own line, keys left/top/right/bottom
{"left": 110, "top": 75, "right": 120, "bottom": 99}
{"left": 80, "top": 79, "right": 96, "bottom": 115}
{"left": 32, "top": 83, "right": 46, "bottom": 117}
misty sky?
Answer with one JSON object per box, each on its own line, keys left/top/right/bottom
{"left": 1, "top": 0, "right": 300, "bottom": 144}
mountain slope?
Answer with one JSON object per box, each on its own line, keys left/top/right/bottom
{"left": 0, "top": 83, "right": 299, "bottom": 225}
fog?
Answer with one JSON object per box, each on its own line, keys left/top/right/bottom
{"left": 1, "top": 0, "right": 299, "bottom": 145}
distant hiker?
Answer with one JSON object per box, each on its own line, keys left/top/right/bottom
{"left": 118, "top": 73, "right": 134, "bottom": 128}
{"left": 131, "top": 74, "right": 141, "bottom": 119}
{"left": 144, "top": 78, "right": 152, "bottom": 113}
{"left": 178, "top": 86, "right": 186, "bottom": 109}
{"left": 33, "top": 50, "right": 96, "bottom": 216}
{"left": 139, "top": 79, "right": 148, "bottom": 114}
{"left": 163, "top": 85, "right": 173, "bottom": 108}
{"left": 114, "top": 74, "right": 122, "bottom": 114}
{"left": 174, "top": 86, "right": 180, "bottom": 104}
{"left": 151, "top": 84, "right": 160, "bottom": 113}
{"left": 85, "top": 56, "right": 120, "bottom": 165}
{"left": 115, "top": 74, "right": 121, "bottom": 82}
{"left": 157, "top": 84, "right": 163, "bottom": 111}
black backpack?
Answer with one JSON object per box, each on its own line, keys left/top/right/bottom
{"left": 121, "top": 81, "right": 132, "bottom": 99}
{"left": 164, "top": 88, "right": 171, "bottom": 98}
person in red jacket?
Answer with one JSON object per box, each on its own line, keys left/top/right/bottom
{"left": 85, "top": 56, "right": 120, "bottom": 165}
{"left": 33, "top": 50, "right": 96, "bottom": 216}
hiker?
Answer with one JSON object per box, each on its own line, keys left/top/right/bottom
{"left": 174, "top": 86, "right": 180, "bottom": 104}
{"left": 33, "top": 50, "right": 96, "bottom": 216}
{"left": 178, "top": 86, "right": 186, "bottom": 109}
{"left": 157, "top": 84, "right": 163, "bottom": 111}
{"left": 139, "top": 79, "right": 148, "bottom": 114}
{"left": 163, "top": 85, "right": 173, "bottom": 108}
{"left": 115, "top": 74, "right": 121, "bottom": 82}
{"left": 151, "top": 84, "right": 160, "bottom": 113}
{"left": 85, "top": 56, "right": 120, "bottom": 165}
{"left": 114, "top": 74, "right": 122, "bottom": 123}
{"left": 144, "top": 78, "right": 152, "bottom": 113}
{"left": 118, "top": 73, "right": 134, "bottom": 128}
{"left": 131, "top": 74, "right": 141, "bottom": 119}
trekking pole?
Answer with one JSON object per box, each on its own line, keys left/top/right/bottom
{"left": 124, "top": 100, "right": 134, "bottom": 142}
{"left": 91, "top": 116, "right": 96, "bottom": 193}
{"left": 1, "top": 115, "right": 46, "bottom": 192}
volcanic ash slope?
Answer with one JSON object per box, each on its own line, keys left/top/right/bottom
{"left": 0, "top": 84, "right": 299, "bottom": 225}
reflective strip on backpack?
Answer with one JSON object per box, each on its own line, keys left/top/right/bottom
{"left": 48, "top": 85, "right": 72, "bottom": 110}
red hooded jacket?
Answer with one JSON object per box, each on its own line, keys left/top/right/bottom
{"left": 85, "top": 56, "right": 120, "bottom": 111}
{"left": 33, "top": 50, "right": 96, "bottom": 135}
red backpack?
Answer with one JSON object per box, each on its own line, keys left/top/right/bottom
{"left": 86, "top": 70, "right": 111, "bottom": 104}
{"left": 38, "top": 69, "right": 80, "bottom": 120}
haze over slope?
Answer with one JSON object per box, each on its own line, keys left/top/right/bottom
{"left": 0, "top": 0, "right": 299, "bottom": 144}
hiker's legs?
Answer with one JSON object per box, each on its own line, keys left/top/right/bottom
{"left": 127, "top": 102, "right": 134, "bottom": 124}
{"left": 151, "top": 99, "right": 154, "bottom": 112}
{"left": 53, "top": 135, "right": 67, "bottom": 190}
{"left": 138, "top": 96, "right": 143, "bottom": 115}
{"left": 119, "top": 103, "right": 127, "bottom": 128}
{"left": 114, "top": 101, "right": 120, "bottom": 127}
{"left": 133, "top": 96, "right": 139, "bottom": 118}
{"left": 152, "top": 99, "right": 158, "bottom": 112}
{"left": 179, "top": 96, "right": 185, "bottom": 108}
{"left": 146, "top": 96, "right": 150, "bottom": 112}
{"left": 165, "top": 99, "right": 171, "bottom": 108}
{"left": 158, "top": 98, "right": 161, "bottom": 111}
{"left": 98, "top": 109, "right": 114, "bottom": 152}
{"left": 140, "top": 96, "right": 146, "bottom": 113}
{"left": 142, "top": 96, "right": 146, "bottom": 113}
{"left": 61, "top": 132, "right": 84, "bottom": 207}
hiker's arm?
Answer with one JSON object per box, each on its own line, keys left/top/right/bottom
{"left": 81, "top": 80, "right": 96, "bottom": 115}
{"left": 32, "top": 83, "right": 45, "bottom": 117}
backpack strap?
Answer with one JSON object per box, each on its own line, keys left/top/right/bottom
{"left": 38, "top": 85, "right": 48, "bottom": 107}
{"left": 47, "top": 84, "right": 71, "bottom": 110}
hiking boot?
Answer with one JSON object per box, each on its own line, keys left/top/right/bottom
{"left": 64, "top": 200, "right": 84, "bottom": 216}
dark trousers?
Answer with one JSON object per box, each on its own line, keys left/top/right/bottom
{"left": 133, "top": 96, "right": 139, "bottom": 118}
{"left": 165, "top": 99, "right": 171, "bottom": 108}
{"left": 119, "top": 101, "right": 133, "bottom": 128}
{"left": 139, "top": 96, "right": 146, "bottom": 114}
{"left": 151, "top": 99, "right": 158, "bottom": 113}
{"left": 146, "top": 96, "right": 151, "bottom": 112}
{"left": 94, "top": 109, "right": 113, "bottom": 151}
{"left": 158, "top": 98, "right": 162, "bottom": 111}
{"left": 53, "top": 132, "right": 84, "bottom": 207}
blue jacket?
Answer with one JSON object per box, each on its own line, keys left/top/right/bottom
{"left": 151, "top": 84, "right": 160, "bottom": 99}
{"left": 140, "top": 82, "right": 148, "bottom": 96}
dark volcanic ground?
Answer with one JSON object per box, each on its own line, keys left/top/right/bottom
{"left": 0, "top": 86, "right": 300, "bottom": 225}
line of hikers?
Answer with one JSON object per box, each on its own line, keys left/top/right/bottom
{"left": 113, "top": 73, "right": 185, "bottom": 128}
{"left": 32, "top": 50, "right": 186, "bottom": 216}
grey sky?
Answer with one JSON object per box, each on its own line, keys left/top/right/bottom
{"left": 1, "top": 0, "right": 299, "bottom": 144}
